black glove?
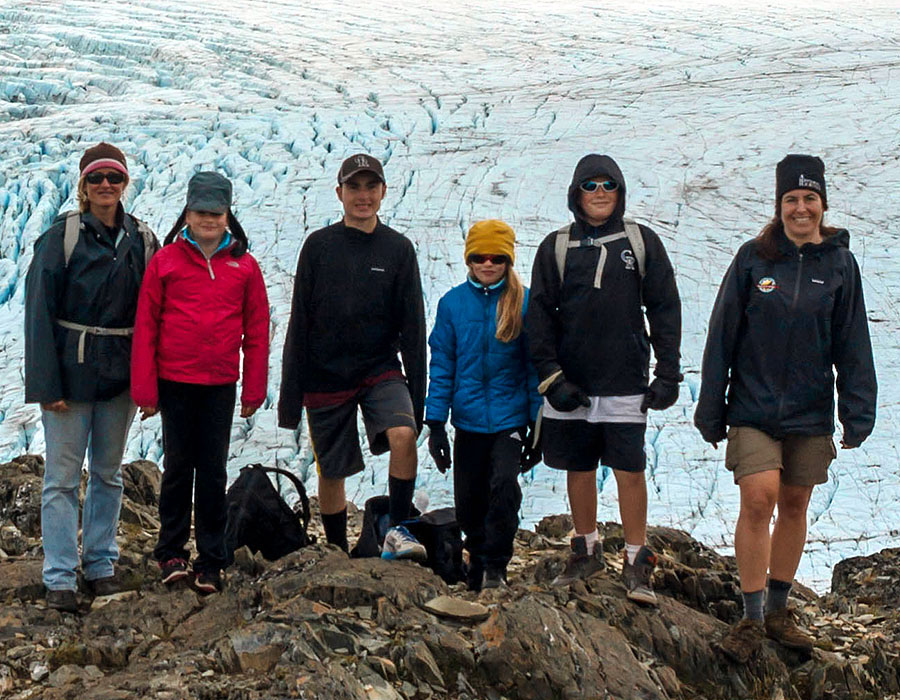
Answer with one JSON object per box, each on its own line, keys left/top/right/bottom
{"left": 640, "top": 377, "right": 680, "bottom": 412}
{"left": 427, "top": 421, "right": 452, "bottom": 473}
{"left": 520, "top": 422, "right": 542, "bottom": 473}
{"left": 545, "top": 377, "right": 591, "bottom": 412}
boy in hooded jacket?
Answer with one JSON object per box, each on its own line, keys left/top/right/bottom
{"left": 526, "top": 154, "right": 682, "bottom": 605}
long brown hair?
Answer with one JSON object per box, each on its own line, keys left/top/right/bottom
{"left": 495, "top": 266, "right": 525, "bottom": 343}
{"left": 755, "top": 197, "right": 840, "bottom": 261}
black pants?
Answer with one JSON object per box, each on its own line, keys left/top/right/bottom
{"left": 453, "top": 427, "right": 523, "bottom": 572}
{"left": 153, "top": 379, "right": 235, "bottom": 573}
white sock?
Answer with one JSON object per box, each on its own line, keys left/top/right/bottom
{"left": 583, "top": 529, "right": 599, "bottom": 555}
{"left": 625, "top": 543, "right": 643, "bottom": 565}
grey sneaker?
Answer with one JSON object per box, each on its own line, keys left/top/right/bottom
{"left": 46, "top": 589, "right": 78, "bottom": 613}
{"left": 552, "top": 536, "right": 605, "bottom": 586}
{"left": 623, "top": 546, "right": 658, "bottom": 606}
{"left": 381, "top": 526, "right": 427, "bottom": 562}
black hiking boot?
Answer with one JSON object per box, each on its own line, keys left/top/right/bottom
{"left": 46, "top": 589, "right": 78, "bottom": 613}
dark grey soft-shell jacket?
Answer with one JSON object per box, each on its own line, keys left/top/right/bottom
{"left": 25, "top": 206, "right": 157, "bottom": 403}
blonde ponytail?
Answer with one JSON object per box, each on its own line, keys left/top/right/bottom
{"left": 495, "top": 266, "right": 525, "bottom": 343}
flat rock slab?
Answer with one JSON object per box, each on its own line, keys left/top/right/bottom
{"left": 422, "top": 595, "right": 490, "bottom": 622}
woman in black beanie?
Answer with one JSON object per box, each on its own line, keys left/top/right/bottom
{"left": 695, "top": 154, "right": 877, "bottom": 663}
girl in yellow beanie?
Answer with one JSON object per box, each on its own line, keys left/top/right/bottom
{"left": 424, "top": 220, "right": 541, "bottom": 591}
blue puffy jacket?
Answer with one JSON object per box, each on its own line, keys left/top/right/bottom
{"left": 426, "top": 278, "right": 541, "bottom": 433}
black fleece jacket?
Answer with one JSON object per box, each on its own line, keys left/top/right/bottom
{"left": 695, "top": 228, "right": 876, "bottom": 446}
{"left": 526, "top": 154, "right": 682, "bottom": 396}
{"left": 278, "top": 219, "right": 426, "bottom": 432}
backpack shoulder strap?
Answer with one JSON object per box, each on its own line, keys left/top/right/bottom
{"left": 131, "top": 217, "right": 160, "bottom": 269}
{"left": 249, "top": 464, "right": 311, "bottom": 529}
{"left": 553, "top": 224, "right": 573, "bottom": 284}
{"left": 623, "top": 218, "right": 645, "bottom": 279}
{"left": 63, "top": 211, "right": 80, "bottom": 267}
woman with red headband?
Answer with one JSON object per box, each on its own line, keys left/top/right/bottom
{"left": 24, "top": 142, "right": 159, "bottom": 612}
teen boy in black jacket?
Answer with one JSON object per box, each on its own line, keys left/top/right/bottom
{"left": 278, "top": 154, "right": 427, "bottom": 560}
{"left": 526, "top": 153, "right": 682, "bottom": 604}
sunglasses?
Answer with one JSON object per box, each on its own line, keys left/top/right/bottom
{"left": 468, "top": 254, "right": 508, "bottom": 265}
{"left": 579, "top": 179, "right": 618, "bottom": 193}
{"left": 85, "top": 171, "right": 126, "bottom": 185}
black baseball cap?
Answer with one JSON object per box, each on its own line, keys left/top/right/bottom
{"left": 338, "top": 153, "right": 385, "bottom": 184}
{"left": 186, "top": 171, "right": 232, "bottom": 214}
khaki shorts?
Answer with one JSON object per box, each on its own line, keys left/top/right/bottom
{"left": 725, "top": 426, "right": 836, "bottom": 486}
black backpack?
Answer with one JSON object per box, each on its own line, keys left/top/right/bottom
{"left": 224, "top": 464, "right": 313, "bottom": 562}
{"left": 351, "top": 496, "right": 465, "bottom": 585}
{"left": 405, "top": 507, "right": 466, "bottom": 585}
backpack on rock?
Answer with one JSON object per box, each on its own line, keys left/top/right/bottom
{"left": 224, "top": 464, "right": 313, "bottom": 562}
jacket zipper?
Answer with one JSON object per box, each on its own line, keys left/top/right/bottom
{"left": 776, "top": 252, "right": 803, "bottom": 422}
{"left": 481, "top": 286, "right": 493, "bottom": 433}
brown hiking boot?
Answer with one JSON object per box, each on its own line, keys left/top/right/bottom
{"left": 720, "top": 618, "right": 765, "bottom": 663}
{"left": 552, "top": 536, "right": 605, "bottom": 586}
{"left": 765, "top": 607, "right": 814, "bottom": 651}
{"left": 622, "top": 546, "right": 658, "bottom": 606}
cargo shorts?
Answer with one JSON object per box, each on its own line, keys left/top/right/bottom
{"left": 725, "top": 426, "right": 836, "bottom": 486}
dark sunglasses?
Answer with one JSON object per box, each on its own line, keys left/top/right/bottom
{"left": 85, "top": 171, "right": 126, "bottom": 185}
{"left": 468, "top": 254, "right": 508, "bottom": 265}
{"left": 579, "top": 179, "right": 618, "bottom": 193}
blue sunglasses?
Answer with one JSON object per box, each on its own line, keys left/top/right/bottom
{"left": 579, "top": 179, "right": 618, "bottom": 193}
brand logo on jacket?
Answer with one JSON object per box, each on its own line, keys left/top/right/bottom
{"left": 757, "top": 277, "right": 778, "bottom": 293}
{"left": 621, "top": 249, "right": 636, "bottom": 271}
{"left": 811, "top": 278, "right": 824, "bottom": 285}
{"left": 227, "top": 261, "right": 240, "bottom": 268}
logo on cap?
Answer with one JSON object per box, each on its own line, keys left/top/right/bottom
{"left": 757, "top": 277, "right": 778, "bottom": 293}
{"left": 797, "top": 175, "right": 821, "bottom": 191}
{"left": 354, "top": 155, "right": 370, "bottom": 168}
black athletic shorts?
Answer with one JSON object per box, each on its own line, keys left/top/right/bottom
{"left": 307, "top": 380, "right": 417, "bottom": 480}
{"left": 542, "top": 418, "right": 646, "bottom": 473}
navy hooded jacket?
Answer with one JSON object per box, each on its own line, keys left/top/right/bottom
{"left": 695, "top": 228, "right": 876, "bottom": 446}
{"left": 525, "top": 154, "right": 682, "bottom": 396}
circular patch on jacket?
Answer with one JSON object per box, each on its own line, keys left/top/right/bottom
{"left": 757, "top": 277, "right": 778, "bottom": 293}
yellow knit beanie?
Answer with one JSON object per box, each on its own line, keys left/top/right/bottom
{"left": 464, "top": 220, "right": 516, "bottom": 264}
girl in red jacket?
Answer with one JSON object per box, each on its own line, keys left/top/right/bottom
{"left": 131, "top": 172, "right": 270, "bottom": 594}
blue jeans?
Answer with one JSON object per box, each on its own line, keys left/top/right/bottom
{"left": 41, "top": 391, "right": 136, "bottom": 591}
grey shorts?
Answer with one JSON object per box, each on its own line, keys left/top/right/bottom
{"left": 306, "top": 380, "right": 416, "bottom": 480}
{"left": 725, "top": 426, "right": 836, "bottom": 486}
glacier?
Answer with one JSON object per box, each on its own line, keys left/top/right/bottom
{"left": 0, "top": 0, "right": 898, "bottom": 590}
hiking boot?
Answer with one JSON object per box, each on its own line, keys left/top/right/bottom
{"left": 623, "top": 546, "right": 659, "bottom": 606}
{"left": 46, "top": 589, "right": 78, "bottom": 613}
{"left": 482, "top": 568, "right": 507, "bottom": 590}
{"left": 765, "top": 608, "right": 814, "bottom": 651}
{"left": 85, "top": 575, "right": 120, "bottom": 597}
{"left": 552, "top": 536, "right": 605, "bottom": 586}
{"left": 720, "top": 618, "right": 765, "bottom": 663}
{"left": 159, "top": 558, "right": 189, "bottom": 585}
{"left": 466, "top": 558, "right": 485, "bottom": 592}
{"left": 193, "top": 570, "right": 223, "bottom": 596}
{"left": 381, "top": 526, "right": 427, "bottom": 562}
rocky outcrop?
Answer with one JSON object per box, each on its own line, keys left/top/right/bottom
{"left": 0, "top": 455, "right": 898, "bottom": 699}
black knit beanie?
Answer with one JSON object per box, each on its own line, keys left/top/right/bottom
{"left": 776, "top": 154, "right": 826, "bottom": 208}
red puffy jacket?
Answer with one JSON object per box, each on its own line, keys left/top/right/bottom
{"left": 131, "top": 235, "right": 270, "bottom": 408}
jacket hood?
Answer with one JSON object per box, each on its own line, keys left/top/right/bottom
{"left": 567, "top": 154, "right": 627, "bottom": 225}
